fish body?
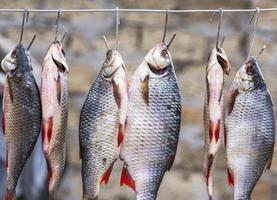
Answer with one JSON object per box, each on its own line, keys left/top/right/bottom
{"left": 41, "top": 41, "right": 69, "bottom": 198}
{"left": 79, "top": 49, "right": 127, "bottom": 200}
{"left": 226, "top": 57, "right": 275, "bottom": 200}
{"left": 1, "top": 44, "right": 41, "bottom": 200}
{"left": 120, "top": 43, "right": 181, "bottom": 200}
{"left": 203, "top": 47, "right": 230, "bottom": 199}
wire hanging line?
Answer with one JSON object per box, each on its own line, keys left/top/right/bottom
{"left": 1, "top": 8, "right": 277, "bottom": 13}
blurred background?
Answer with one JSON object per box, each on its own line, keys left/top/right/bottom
{"left": 1, "top": 0, "right": 277, "bottom": 199}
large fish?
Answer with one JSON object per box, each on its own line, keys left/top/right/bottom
{"left": 79, "top": 49, "right": 127, "bottom": 200}
{"left": 41, "top": 41, "right": 69, "bottom": 198}
{"left": 226, "top": 57, "right": 275, "bottom": 200}
{"left": 1, "top": 44, "right": 41, "bottom": 200}
{"left": 120, "top": 42, "right": 181, "bottom": 200}
{"left": 203, "top": 47, "right": 230, "bottom": 200}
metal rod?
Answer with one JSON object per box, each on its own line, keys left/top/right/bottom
{"left": 102, "top": 35, "right": 110, "bottom": 50}
{"left": 0, "top": 8, "right": 277, "bottom": 13}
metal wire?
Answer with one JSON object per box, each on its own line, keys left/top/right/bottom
{"left": 115, "top": 7, "right": 120, "bottom": 50}
{"left": 0, "top": 8, "right": 277, "bottom": 13}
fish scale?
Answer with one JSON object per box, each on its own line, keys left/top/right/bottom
{"left": 226, "top": 58, "right": 275, "bottom": 200}
{"left": 120, "top": 57, "right": 181, "bottom": 200}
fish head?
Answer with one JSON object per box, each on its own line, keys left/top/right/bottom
{"left": 102, "top": 49, "right": 124, "bottom": 78}
{"left": 1, "top": 48, "right": 17, "bottom": 73}
{"left": 234, "top": 56, "right": 264, "bottom": 92}
{"left": 48, "top": 41, "right": 69, "bottom": 73}
{"left": 144, "top": 42, "right": 171, "bottom": 74}
{"left": 1, "top": 44, "right": 32, "bottom": 73}
{"left": 227, "top": 57, "right": 265, "bottom": 114}
{"left": 208, "top": 47, "right": 231, "bottom": 76}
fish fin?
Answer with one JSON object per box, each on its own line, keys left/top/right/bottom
{"left": 6, "top": 76, "right": 13, "bottom": 104}
{"left": 52, "top": 53, "right": 68, "bottom": 73}
{"left": 100, "top": 159, "right": 116, "bottom": 185}
{"left": 2, "top": 112, "right": 5, "bottom": 136}
{"left": 227, "top": 87, "right": 238, "bottom": 115}
{"left": 42, "top": 117, "right": 53, "bottom": 149}
{"left": 118, "top": 123, "right": 124, "bottom": 146}
{"left": 166, "top": 153, "right": 176, "bottom": 171}
{"left": 5, "top": 189, "right": 16, "bottom": 200}
{"left": 265, "top": 153, "right": 273, "bottom": 171}
{"left": 140, "top": 75, "right": 149, "bottom": 106}
{"left": 120, "top": 164, "right": 136, "bottom": 192}
{"left": 209, "top": 120, "right": 220, "bottom": 143}
{"left": 227, "top": 167, "right": 234, "bottom": 187}
{"left": 112, "top": 80, "right": 121, "bottom": 109}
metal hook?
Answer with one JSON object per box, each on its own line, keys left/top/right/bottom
{"left": 19, "top": 8, "right": 28, "bottom": 44}
{"left": 210, "top": 8, "right": 223, "bottom": 49}
{"left": 102, "top": 35, "right": 110, "bottom": 50}
{"left": 54, "top": 8, "right": 62, "bottom": 42}
{"left": 26, "top": 34, "right": 36, "bottom": 50}
{"left": 162, "top": 9, "right": 169, "bottom": 43}
{"left": 115, "top": 7, "right": 120, "bottom": 50}
{"left": 220, "top": 36, "right": 225, "bottom": 48}
{"left": 216, "top": 8, "right": 223, "bottom": 50}
{"left": 167, "top": 33, "right": 176, "bottom": 48}
{"left": 248, "top": 7, "right": 260, "bottom": 59}
{"left": 60, "top": 32, "right": 67, "bottom": 44}
{"left": 256, "top": 45, "right": 266, "bottom": 60}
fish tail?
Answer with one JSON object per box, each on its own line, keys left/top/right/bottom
{"left": 204, "top": 154, "right": 214, "bottom": 199}
{"left": 4, "top": 189, "right": 16, "bottom": 200}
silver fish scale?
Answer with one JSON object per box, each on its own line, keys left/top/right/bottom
{"left": 121, "top": 67, "right": 181, "bottom": 200}
{"left": 48, "top": 73, "right": 68, "bottom": 194}
{"left": 226, "top": 86, "right": 275, "bottom": 200}
{"left": 5, "top": 73, "right": 41, "bottom": 192}
{"left": 79, "top": 74, "right": 119, "bottom": 198}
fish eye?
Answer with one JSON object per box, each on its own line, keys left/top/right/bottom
{"left": 246, "top": 66, "right": 254, "bottom": 75}
{"left": 161, "top": 49, "right": 168, "bottom": 57}
{"left": 11, "top": 49, "right": 16, "bottom": 58}
{"left": 61, "top": 48, "right": 66, "bottom": 57}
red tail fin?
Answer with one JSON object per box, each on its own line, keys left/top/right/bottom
{"left": 100, "top": 160, "right": 116, "bottom": 184}
{"left": 5, "top": 190, "right": 16, "bottom": 200}
{"left": 227, "top": 168, "right": 234, "bottom": 187}
{"left": 209, "top": 120, "right": 220, "bottom": 143}
{"left": 120, "top": 164, "right": 136, "bottom": 192}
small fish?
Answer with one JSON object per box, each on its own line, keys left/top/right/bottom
{"left": 1, "top": 44, "right": 41, "bottom": 200}
{"left": 203, "top": 47, "right": 230, "bottom": 200}
{"left": 41, "top": 41, "right": 69, "bottom": 199}
{"left": 79, "top": 49, "right": 127, "bottom": 200}
{"left": 226, "top": 57, "right": 275, "bottom": 200}
{"left": 120, "top": 42, "right": 181, "bottom": 200}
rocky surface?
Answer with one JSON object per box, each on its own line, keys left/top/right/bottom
{"left": 1, "top": 0, "right": 277, "bottom": 199}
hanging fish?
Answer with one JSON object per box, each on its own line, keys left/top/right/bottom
{"left": 1, "top": 44, "right": 41, "bottom": 200}
{"left": 41, "top": 41, "right": 69, "bottom": 198}
{"left": 79, "top": 46, "right": 128, "bottom": 200}
{"left": 225, "top": 57, "right": 275, "bottom": 200}
{"left": 119, "top": 38, "right": 181, "bottom": 200}
{"left": 203, "top": 47, "right": 230, "bottom": 200}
